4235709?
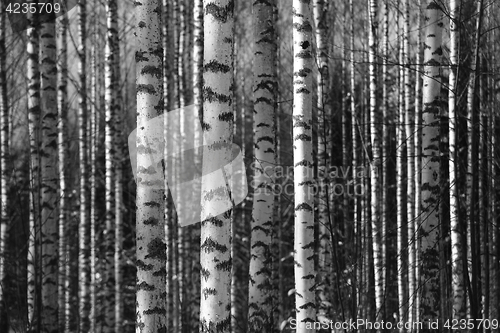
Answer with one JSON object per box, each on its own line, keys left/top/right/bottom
{"left": 6, "top": 2, "right": 62, "bottom": 14}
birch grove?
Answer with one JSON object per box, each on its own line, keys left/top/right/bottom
{"left": 0, "top": 0, "right": 499, "bottom": 332}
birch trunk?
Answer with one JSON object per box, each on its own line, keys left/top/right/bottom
{"left": 39, "top": 6, "right": 59, "bottom": 331}
{"left": 466, "top": 0, "right": 484, "bottom": 322}
{"left": 180, "top": 4, "right": 196, "bottom": 332}
{"left": 27, "top": 9, "right": 41, "bottom": 331}
{"left": 248, "top": 0, "right": 277, "bottom": 331}
{"left": 135, "top": 0, "right": 166, "bottom": 331}
{"left": 367, "top": 0, "right": 383, "bottom": 321}
{"left": 199, "top": 1, "right": 234, "bottom": 331}
{"left": 114, "top": 102, "right": 123, "bottom": 333}
{"left": 162, "top": 0, "right": 175, "bottom": 329}
{"left": 479, "top": 52, "right": 489, "bottom": 327}
{"left": 56, "top": 10, "right": 69, "bottom": 332}
{"left": 175, "top": 2, "right": 184, "bottom": 327}
{"left": 114, "top": 13, "right": 124, "bottom": 333}
{"left": 412, "top": 0, "right": 422, "bottom": 326}
{"left": 350, "top": 0, "right": 361, "bottom": 321}
{"left": 77, "top": 1, "right": 90, "bottom": 331}
{"left": 89, "top": 11, "right": 99, "bottom": 331}
{"left": 0, "top": 3, "right": 8, "bottom": 329}
{"left": 114, "top": 148, "right": 123, "bottom": 333}
{"left": 292, "top": 0, "right": 316, "bottom": 331}
{"left": 176, "top": 26, "right": 185, "bottom": 328}
{"left": 397, "top": 25, "right": 408, "bottom": 327}
{"left": 493, "top": 22, "right": 500, "bottom": 322}
{"left": 420, "top": 1, "right": 443, "bottom": 327}
{"left": 114, "top": 10, "right": 124, "bottom": 330}
{"left": 104, "top": 0, "right": 118, "bottom": 330}
{"left": 381, "top": 1, "right": 389, "bottom": 316}
{"left": 403, "top": 0, "right": 415, "bottom": 326}
{"left": 190, "top": 0, "right": 203, "bottom": 330}
{"left": 313, "top": 0, "right": 332, "bottom": 322}
{"left": 448, "top": 0, "right": 466, "bottom": 323}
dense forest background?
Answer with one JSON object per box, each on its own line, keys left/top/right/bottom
{"left": 0, "top": 0, "right": 499, "bottom": 332}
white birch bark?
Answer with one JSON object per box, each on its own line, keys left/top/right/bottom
{"left": 27, "top": 9, "right": 41, "bottom": 331}
{"left": 162, "top": 0, "right": 175, "bottom": 329}
{"left": 292, "top": 0, "right": 316, "bottom": 331}
{"left": 448, "top": 0, "right": 466, "bottom": 323}
{"left": 420, "top": 0, "right": 444, "bottom": 326}
{"left": 56, "top": 11, "right": 69, "bottom": 332}
{"left": 104, "top": 0, "right": 118, "bottom": 331}
{"left": 89, "top": 12, "right": 99, "bottom": 332}
{"left": 199, "top": 0, "right": 234, "bottom": 331}
{"left": 368, "top": 0, "right": 384, "bottom": 321}
{"left": 190, "top": 0, "right": 203, "bottom": 330}
{"left": 350, "top": 0, "right": 361, "bottom": 319}
{"left": 412, "top": 0, "right": 423, "bottom": 325}
{"left": 175, "top": 2, "right": 184, "bottom": 327}
{"left": 397, "top": 28, "right": 408, "bottom": 327}
{"left": 0, "top": 4, "right": 8, "bottom": 329}
{"left": 248, "top": 0, "right": 277, "bottom": 331}
{"left": 114, "top": 145, "right": 123, "bottom": 333}
{"left": 381, "top": 1, "right": 389, "bottom": 310}
{"left": 403, "top": 0, "right": 415, "bottom": 326}
{"left": 77, "top": 1, "right": 90, "bottom": 331}
{"left": 465, "top": 1, "right": 484, "bottom": 322}
{"left": 114, "top": 6, "right": 124, "bottom": 333}
{"left": 39, "top": 11, "right": 59, "bottom": 333}
{"left": 493, "top": 20, "right": 500, "bottom": 323}
{"left": 135, "top": 0, "right": 167, "bottom": 331}
{"left": 313, "top": 0, "right": 331, "bottom": 322}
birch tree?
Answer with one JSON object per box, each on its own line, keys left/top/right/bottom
{"left": 403, "top": 0, "right": 415, "bottom": 326}
{"left": 135, "top": 0, "right": 166, "bottom": 331}
{"left": 292, "top": 0, "right": 316, "bottom": 331}
{"left": 412, "top": 0, "right": 423, "bottom": 324}
{"left": 420, "top": 0, "right": 443, "bottom": 326}
{"left": 248, "top": 0, "right": 277, "bottom": 331}
{"left": 381, "top": 1, "right": 389, "bottom": 313}
{"left": 465, "top": 0, "right": 484, "bottom": 321}
{"left": 104, "top": 0, "right": 119, "bottom": 331}
{"left": 162, "top": 0, "right": 175, "bottom": 330}
{"left": 0, "top": 3, "right": 8, "bottom": 329}
{"left": 39, "top": 7, "right": 59, "bottom": 332}
{"left": 313, "top": 0, "right": 332, "bottom": 321}
{"left": 89, "top": 20, "right": 98, "bottom": 331}
{"left": 367, "top": 0, "right": 384, "bottom": 321}
{"left": 27, "top": 8, "right": 41, "bottom": 331}
{"left": 493, "top": 20, "right": 500, "bottom": 322}
{"left": 175, "top": 2, "right": 185, "bottom": 327}
{"left": 56, "top": 10, "right": 69, "bottom": 332}
{"left": 397, "top": 25, "right": 408, "bottom": 326}
{"left": 114, "top": 99, "right": 123, "bottom": 333}
{"left": 77, "top": 0, "right": 91, "bottom": 331}
{"left": 190, "top": 0, "right": 203, "bottom": 330}
{"left": 114, "top": 7, "right": 124, "bottom": 333}
{"left": 199, "top": 0, "right": 234, "bottom": 331}
{"left": 350, "top": 0, "right": 361, "bottom": 318}
{"left": 448, "top": 0, "right": 466, "bottom": 323}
